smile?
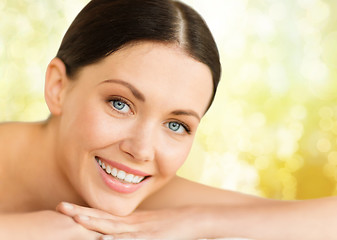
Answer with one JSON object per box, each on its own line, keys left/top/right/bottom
{"left": 95, "top": 156, "right": 151, "bottom": 194}
{"left": 95, "top": 157, "right": 146, "bottom": 184}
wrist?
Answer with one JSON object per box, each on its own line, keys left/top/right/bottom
{"left": 196, "top": 205, "right": 235, "bottom": 239}
{"left": 196, "top": 204, "right": 262, "bottom": 239}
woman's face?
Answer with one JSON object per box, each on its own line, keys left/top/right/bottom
{"left": 56, "top": 42, "right": 213, "bottom": 216}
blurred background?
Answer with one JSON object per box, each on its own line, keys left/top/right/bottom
{"left": 1, "top": 0, "right": 337, "bottom": 200}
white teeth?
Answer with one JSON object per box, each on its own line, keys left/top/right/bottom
{"left": 117, "top": 170, "right": 126, "bottom": 180}
{"left": 97, "top": 158, "right": 147, "bottom": 184}
{"left": 137, "top": 177, "right": 145, "bottom": 183}
{"left": 124, "top": 174, "right": 134, "bottom": 183}
{"left": 111, "top": 168, "right": 118, "bottom": 177}
{"left": 132, "top": 176, "right": 139, "bottom": 184}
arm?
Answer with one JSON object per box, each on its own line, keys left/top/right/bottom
{"left": 0, "top": 210, "right": 101, "bottom": 240}
{"left": 204, "top": 197, "right": 337, "bottom": 240}
{"left": 143, "top": 177, "right": 337, "bottom": 239}
{"left": 57, "top": 176, "right": 337, "bottom": 239}
{"left": 55, "top": 176, "right": 264, "bottom": 239}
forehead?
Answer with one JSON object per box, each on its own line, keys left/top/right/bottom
{"left": 76, "top": 42, "right": 213, "bottom": 114}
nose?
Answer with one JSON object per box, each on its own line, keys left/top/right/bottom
{"left": 119, "top": 121, "right": 156, "bottom": 162}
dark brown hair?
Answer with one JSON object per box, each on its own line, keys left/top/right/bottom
{"left": 56, "top": 0, "right": 221, "bottom": 108}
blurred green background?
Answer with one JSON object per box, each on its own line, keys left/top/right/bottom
{"left": 1, "top": 0, "right": 337, "bottom": 200}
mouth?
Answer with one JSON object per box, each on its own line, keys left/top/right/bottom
{"left": 95, "top": 156, "right": 151, "bottom": 193}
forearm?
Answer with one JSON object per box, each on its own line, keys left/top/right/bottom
{"left": 204, "top": 197, "right": 337, "bottom": 239}
{"left": 0, "top": 212, "right": 42, "bottom": 239}
{"left": 0, "top": 210, "right": 100, "bottom": 240}
{"left": 55, "top": 196, "right": 337, "bottom": 239}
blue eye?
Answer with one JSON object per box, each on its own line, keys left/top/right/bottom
{"left": 167, "top": 121, "right": 189, "bottom": 134}
{"left": 111, "top": 99, "right": 131, "bottom": 113}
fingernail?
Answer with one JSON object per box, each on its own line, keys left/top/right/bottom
{"left": 77, "top": 214, "right": 90, "bottom": 221}
{"left": 62, "top": 202, "right": 74, "bottom": 210}
{"left": 102, "top": 236, "right": 114, "bottom": 240}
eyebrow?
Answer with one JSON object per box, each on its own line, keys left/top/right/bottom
{"left": 171, "top": 110, "right": 201, "bottom": 121}
{"left": 100, "top": 79, "right": 146, "bottom": 102}
{"left": 100, "top": 79, "right": 200, "bottom": 120}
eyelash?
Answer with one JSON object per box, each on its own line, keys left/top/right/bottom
{"left": 173, "top": 121, "right": 191, "bottom": 134}
{"left": 107, "top": 96, "right": 133, "bottom": 114}
{"left": 106, "top": 96, "right": 192, "bottom": 134}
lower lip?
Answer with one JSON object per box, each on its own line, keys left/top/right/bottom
{"left": 96, "top": 160, "right": 149, "bottom": 194}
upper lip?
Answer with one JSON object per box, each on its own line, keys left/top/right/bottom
{"left": 96, "top": 156, "right": 151, "bottom": 177}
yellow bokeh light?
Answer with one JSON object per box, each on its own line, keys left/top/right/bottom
{"left": 317, "top": 138, "right": 332, "bottom": 153}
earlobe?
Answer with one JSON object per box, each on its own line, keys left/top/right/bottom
{"left": 44, "top": 57, "right": 69, "bottom": 116}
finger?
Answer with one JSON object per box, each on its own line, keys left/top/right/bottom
{"left": 100, "top": 236, "right": 114, "bottom": 240}
{"left": 100, "top": 232, "right": 146, "bottom": 240}
{"left": 73, "top": 215, "right": 138, "bottom": 235}
{"left": 108, "top": 233, "right": 191, "bottom": 240}
{"left": 103, "top": 231, "right": 163, "bottom": 240}
{"left": 56, "top": 202, "right": 116, "bottom": 220}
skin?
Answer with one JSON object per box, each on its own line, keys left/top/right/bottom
{"left": 2, "top": 41, "right": 337, "bottom": 240}
{"left": 48, "top": 41, "right": 214, "bottom": 216}
{"left": 0, "top": 41, "right": 258, "bottom": 239}
{"left": 1, "top": 41, "right": 213, "bottom": 214}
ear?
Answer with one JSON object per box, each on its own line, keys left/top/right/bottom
{"left": 44, "top": 57, "right": 70, "bottom": 116}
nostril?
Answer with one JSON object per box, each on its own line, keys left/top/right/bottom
{"left": 119, "top": 138, "right": 155, "bottom": 162}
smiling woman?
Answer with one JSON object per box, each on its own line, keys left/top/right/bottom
{"left": 48, "top": 41, "right": 213, "bottom": 216}
{"left": 2, "top": 0, "right": 337, "bottom": 240}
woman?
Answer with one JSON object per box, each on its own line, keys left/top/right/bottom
{"left": 1, "top": 0, "right": 337, "bottom": 239}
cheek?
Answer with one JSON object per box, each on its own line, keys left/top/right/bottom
{"left": 71, "top": 103, "right": 123, "bottom": 150}
{"left": 156, "top": 140, "right": 193, "bottom": 177}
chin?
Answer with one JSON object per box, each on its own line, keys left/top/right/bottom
{"left": 101, "top": 200, "right": 140, "bottom": 216}
{"left": 85, "top": 192, "right": 143, "bottom": 217}
{"left": 109, "top": 205, "right": 137, "bottom": 217}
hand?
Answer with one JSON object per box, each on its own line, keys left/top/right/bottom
{"left": 56, "top": 202, "right": 210, "bottom": 239}
{"left": 0, "top": 210, "right": 102, "bottom": 240}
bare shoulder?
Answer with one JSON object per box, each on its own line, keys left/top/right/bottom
{"left": 0, "top": 121, "right": 43, "bottom": 142}
{"left": 0, "top": 121, "right": 44, "bottom": 167}
{"left": 0, "top": 121, "right": 26, "bottom": 137}
{"left": 138, "top": 176, "right": 262, "bottom": 210}
{"left": 0, "top": 122, "right": 18, "bottom": 152}
{"left": 0, "top": 121, "right": 45, "bottom": 212}
{"left": 0, "top": 122, "right": 23, "bottom": 209}
{"left": 0, "top": 122, "right": 30, "bottom": 152}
